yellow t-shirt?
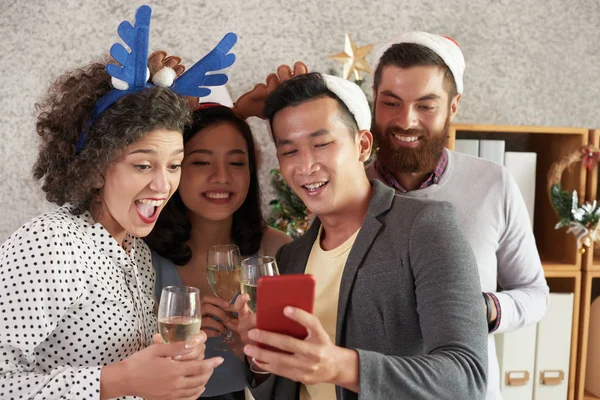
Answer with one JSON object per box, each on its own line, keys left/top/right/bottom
{"left": 300, "top": 227, "right": 360, "bottom": 400}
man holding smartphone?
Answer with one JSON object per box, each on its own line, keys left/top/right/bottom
{"left": 234, "top": 71, "right": 488, "bottom": 399}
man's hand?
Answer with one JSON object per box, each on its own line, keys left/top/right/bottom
{"left": 242, "top": 306, "right": 359, "bottom": 392}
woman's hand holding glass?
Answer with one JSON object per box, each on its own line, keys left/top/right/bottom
{"left": 101, "top": 330, "right": 224, "bottom": 400}
{"left": 100, "top": 285, "right": 222, "bottom": 399}
{"left": 206, "top": 245, "right": 242, "bottom": 350}
{"left": 199, "top": 295, "right": 236, "bottom": 338}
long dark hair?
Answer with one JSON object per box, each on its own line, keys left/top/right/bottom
{"left": 146, "top": 104, "right": 266, "bottom": 265}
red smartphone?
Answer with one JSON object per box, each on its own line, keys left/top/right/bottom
{"left": 256, "top": 274, "right": 316, "bottom": 351}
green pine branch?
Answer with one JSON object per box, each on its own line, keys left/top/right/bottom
{"left": 550, "top": 184, "right": 573, "bottom": 219}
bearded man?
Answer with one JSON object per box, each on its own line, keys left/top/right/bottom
{"left": 366, "top": 31, "right": 550, "bottom": 400}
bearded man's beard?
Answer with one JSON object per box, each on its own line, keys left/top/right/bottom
{"left": 374, "top": 117, "right": 451, "bottom": 174}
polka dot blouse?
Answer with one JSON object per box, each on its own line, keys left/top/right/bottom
{"left": 0, "top": 206, "right": 157, "bottom": 399}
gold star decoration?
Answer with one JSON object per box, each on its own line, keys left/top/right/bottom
{"left": 329, "top": 34, "right": 375, "bottom": 81}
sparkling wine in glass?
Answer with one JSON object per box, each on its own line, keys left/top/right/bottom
{"left": 207, "top": 244, "right": 242, "bottom": 350}
{"left": 241, "top": 256, "right": 280, "bottom": 313}
{"left": 158, "top": 286, "right": 202, "bottom": 343}
{"left": 241, "top": 255, "right": 279, "bottom": 373}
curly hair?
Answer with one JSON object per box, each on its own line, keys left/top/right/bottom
{"left": 146, "top": 105, "right": 267, "bottom": 265}
{"left": 33, "top": 58, "right": 192, "bottom": 215}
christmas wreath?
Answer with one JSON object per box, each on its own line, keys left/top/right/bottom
{"left": 548, "top": 146, "right": 600, "bottom": 251}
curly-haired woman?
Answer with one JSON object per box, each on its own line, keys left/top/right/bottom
{"left": 0, "top": 60, "right": 224, "bottom": 400}
{"left": 146, "top": 104, "right": 291, "bottom": 399}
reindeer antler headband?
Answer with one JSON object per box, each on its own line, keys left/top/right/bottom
{"left": 76, "top": 5, "right": 237, "bottom": 152}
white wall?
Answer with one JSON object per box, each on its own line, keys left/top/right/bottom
{"left": 1, "top": 0, "right": 599, "bottom": 241}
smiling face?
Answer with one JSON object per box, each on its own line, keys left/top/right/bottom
{"left": 178, "top": 121, "right": 251, "bottom": 223}
{"left": 98, "top": 129, "right": 184, "bottom": 242}
{"left": 273, "top": 96, "right": 372, "bottom": 218}
{"left": 372, "top": 64, "right": 460, "bottom": 173}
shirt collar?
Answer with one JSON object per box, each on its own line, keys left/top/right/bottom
{"left": 374, "top": 148, "right": 448, "bottom": 193}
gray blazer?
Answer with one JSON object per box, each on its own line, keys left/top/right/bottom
{"left": 249, "top": 180, "right": 488, "bottom": 399}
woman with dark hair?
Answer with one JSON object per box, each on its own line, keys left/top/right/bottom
{"left": 146, "top": 103, "right": 291, "bottom": 399}
{"left": 0, "top": 5, "right": 238, "bottom": 398}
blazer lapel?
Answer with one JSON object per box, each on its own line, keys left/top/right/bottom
{"left": 282, "top": 219, "right": 321, "bottom": 275}
{"left": 334, "top": 214, "right": 381, "bottom": 345}
{"left": 335, "top": 180, "right": 395, "bottom": 345}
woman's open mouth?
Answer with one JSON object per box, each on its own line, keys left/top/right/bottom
{"left": 134, "top": 199, "right": 164, "bottom": 224}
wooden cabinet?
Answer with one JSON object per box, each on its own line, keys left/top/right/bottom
{"left": 583, "top": 129, "right": 600, "bottom": 272}
{"left": 448, "top": 124, "right": 590, "bottom": 400}
{"left": 577, "top": 129, "right": 600, "bottom": 400}
{"left": 449, "top": 124, "right": 588, "bottom": 271}
{"left": 545, "top": 271, "right": 582, "bottom": 400}
{"left": 577, "top": 271, "right": 600, "bottom": 400}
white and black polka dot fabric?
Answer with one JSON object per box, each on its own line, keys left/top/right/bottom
{"left": 0, "top": 206, "right": 156, "bottom": 399}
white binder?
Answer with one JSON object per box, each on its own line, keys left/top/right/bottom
{"left": 504, "top": 152, "right": 537, "bottom": 228}
{"left": 533, "top": 293, "right": 574, "bottom": 400}
{"left": 479, "top": 139, "right": 505, "bottom": 165}
{"left": 454, "top": 139, "right": 480, "bottom": 157}
{"left": 496, "top": 323, "right": 538, "bottom": 399}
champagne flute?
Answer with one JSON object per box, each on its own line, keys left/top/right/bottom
{"left": 207, "top": 244, "right": 242, "bottom": 350}
{"left": 241, "top": 256, "right": 279, "bottom": 373}
{"left": 157, "top": 286, "right": 202, "bottom": 343}
{"left": 241, "top": 256, "right": 280, "bottom": 313}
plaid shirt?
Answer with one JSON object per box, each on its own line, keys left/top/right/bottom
{"left": 374, "top": 149, "right": 449, "bottom": 193}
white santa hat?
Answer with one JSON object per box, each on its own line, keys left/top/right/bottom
{"left": 322, "top": 74, "right": 371, "bottom": 131}
{"left": 372, "top": 31, "right": 465, "bottom": 94}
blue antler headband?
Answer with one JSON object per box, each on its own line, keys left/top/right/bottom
{"left": 76, "top": 5, "right": 237, "bottom": 152}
